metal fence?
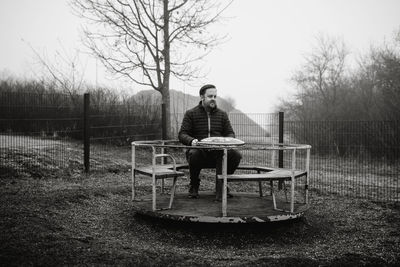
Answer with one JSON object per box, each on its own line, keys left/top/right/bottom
{"left": 1, "top": 92, "right": 399, "bottom": 202}
{"left": 0, "top": 92, "right": 83, "bottom": 178}
{"left": 167, "top": 112, "right": 400, "bottom": 202}
{"left": 86, "top": 92, "right": 162, "bottom": 172}
{"left": 285, "top": 120, "right": 399, "bottom": 202}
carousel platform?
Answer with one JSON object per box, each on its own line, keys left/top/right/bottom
{"left": 132, "top": 191, "right": 309, "bottom": 223}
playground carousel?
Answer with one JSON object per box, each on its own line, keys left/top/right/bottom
{"left": 131, "top": 137, "right": 311, "bottom": 223}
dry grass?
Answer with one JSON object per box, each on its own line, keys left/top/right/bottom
{"left": 0, "top": 139, "right": 399, "bottom": 266}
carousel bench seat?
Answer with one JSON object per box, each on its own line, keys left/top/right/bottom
{"left": 132, "top": 153, "right": 185, "bottom": 211}
{"left": 158, "top": 163, "right": 282, "bottom": 173}
{"left": 135, "top": 166, "right": 185, "bottom": 179}
{"left": 217, "top": 169, "right": 307, "bottom": 181}
{"left": 217, "top": 167, "right": 308, "bottom": 215}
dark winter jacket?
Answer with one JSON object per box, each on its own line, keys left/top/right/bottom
{"left": 178, "top": 102, "right": 235, "bottom": 146}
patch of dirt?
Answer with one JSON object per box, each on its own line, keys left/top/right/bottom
{"left": 0, "top": 144, "right": 400, "bottom": 266}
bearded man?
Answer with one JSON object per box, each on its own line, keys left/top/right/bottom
{"left": 178, "top": 84, "right": 242, "bottom": 199}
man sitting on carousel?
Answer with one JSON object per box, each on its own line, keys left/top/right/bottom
{"left": 178, "top": 84, "right": 242, "bottom": 199}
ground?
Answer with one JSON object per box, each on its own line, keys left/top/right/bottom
{"left": 0, "top": 140, "right": 399, "bottom": 266}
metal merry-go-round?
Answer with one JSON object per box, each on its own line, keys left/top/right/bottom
{"left": 131, "top": 138, "right": 311, "bottom": 223}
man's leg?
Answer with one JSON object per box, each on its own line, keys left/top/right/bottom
{"left": 186, "top": 149, "right": 207, "bottom": 198}
{"left": 214, "top": 149, "right": 242, "bottom": 199}
{"left": 227, "top": 149, "right": 242, "bottom": 174}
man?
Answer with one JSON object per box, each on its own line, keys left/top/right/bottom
{"left": 178, "top": 84, "right": 242, "bottom": 199}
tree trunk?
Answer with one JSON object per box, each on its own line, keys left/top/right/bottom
{"left": 162, "top": 0, "right": 172, "bottom": 139}
{"left": 161, "top": 89, "right": 171, "bottom": 139}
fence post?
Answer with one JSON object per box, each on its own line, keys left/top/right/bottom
{"left": 279, "top": 111, "right": 284, "bottom": 168}
{"left": 84, "top": 93, "right": 90, "bottom": 173}
{"left": 278, "top": 111, "right": 284, "bottom": 190}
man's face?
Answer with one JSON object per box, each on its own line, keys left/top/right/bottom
{"left": 201, "top": 88, "right": 217, "bottom": 110}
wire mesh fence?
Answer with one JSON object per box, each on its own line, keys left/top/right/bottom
{"left": 167, "top": 112, "right": 400, "bottom": 202}
{"left": 87, "top": 98, "right": 162, "bottom": 171}
{"left": 1, "top": 91, "right": 399, "bottom": 202}
{"left": 0, "top": 92, "right": 83, "bottom": 178}
{"left": 285, "top": 120, "right": 400, "bottom": 202}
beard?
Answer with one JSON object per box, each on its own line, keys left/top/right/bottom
{"left": 206, "top": 100, "right": 217, "bottom": 110}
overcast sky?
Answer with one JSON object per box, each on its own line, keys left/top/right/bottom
{"left": 1, "top": 0, "right": 400, "bottom": 113}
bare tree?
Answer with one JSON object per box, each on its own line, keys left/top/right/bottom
{"left": 370, "top": 37, "right": 400, "bottom": 120}
{"left": 24, "top": 39, "right": 86, "bottom": 97}
{"left": 23, "top": 40, "right": 88, "bottom": 110}
{"left": 70, "top": 0, "right": 232, "bottom": 138}
{"left": 352, "top": 28, "right": 400, "bottom": 121}
{"left": 288, "top": 34, "right": 349, "bottom": 120}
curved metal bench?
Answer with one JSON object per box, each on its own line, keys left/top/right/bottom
{"left": 217, "top": 145, "right": 311, "bottom": 215}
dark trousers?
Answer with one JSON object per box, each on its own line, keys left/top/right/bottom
{"left": 186, "top": 149, "right": 242, "bottom": 188}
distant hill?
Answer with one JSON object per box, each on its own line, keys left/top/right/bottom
{"left": 133, "top": 90, "right": 270, "bottom": 139}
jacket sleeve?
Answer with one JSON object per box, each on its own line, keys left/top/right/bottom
{"left": 222, "top": 112, "right": 236, "bottom": 138}
{"left": 178, "top": 111, "right": 195, "bottom": 146}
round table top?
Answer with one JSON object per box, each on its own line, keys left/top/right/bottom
{"left": 197, "top": 137, "right": 245, "bottom": 147}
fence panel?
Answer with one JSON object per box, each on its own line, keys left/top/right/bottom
{"left": 0, "top": 92, "right": 83, "bottom": 177}
{"left": 286, "top": 120, "right": 400, "bottom": 202}
{"left": 88, "top": 100, "right": 162, "bottom": 171}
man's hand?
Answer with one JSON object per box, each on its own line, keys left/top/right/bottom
{"left": 191, "top": 139, "right": 199, "bottom": 146}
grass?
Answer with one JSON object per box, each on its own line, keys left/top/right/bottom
{"left": 0, "top": 137, "right": 399, "bottom": 266}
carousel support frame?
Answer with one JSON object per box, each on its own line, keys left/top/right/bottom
{"left": 131, "top": 140, "right": 311, "bottom": 223}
